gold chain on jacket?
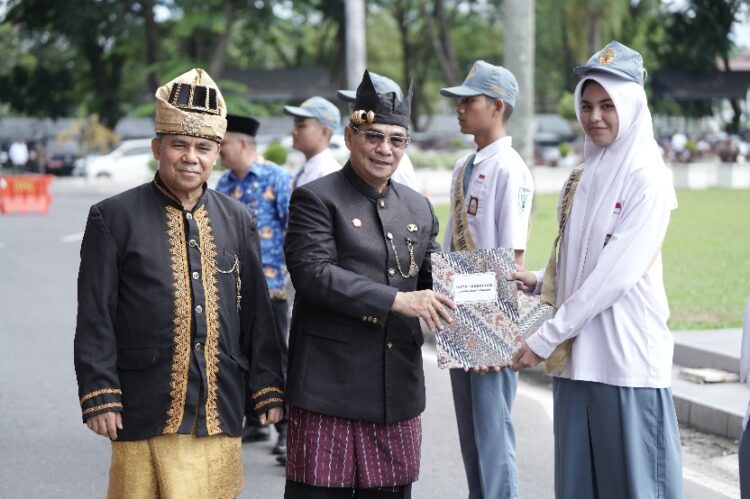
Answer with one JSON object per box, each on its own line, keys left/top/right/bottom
{"left": 193, "top": 246, "right": 242, "bottom": 311}
{"left": 387, "top": 233, "right": 418, "bottom": 278}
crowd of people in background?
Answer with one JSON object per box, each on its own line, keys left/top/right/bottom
{"left": 659, "top": 130, "right": 750, "bottom": 163}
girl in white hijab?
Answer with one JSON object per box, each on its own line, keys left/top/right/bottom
{"left": 510, "top": 41, "right": 682, "bottom": 499}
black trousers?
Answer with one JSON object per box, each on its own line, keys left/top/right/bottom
{"left": 245, "top": 298, "right": 289, "bottom": 431}
{"left": 284, "top": 480, "right": 412, "bottom": 499}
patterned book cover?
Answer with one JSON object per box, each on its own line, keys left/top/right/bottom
{"left": 432, "top": 248, "right": 523, "bottom": 369}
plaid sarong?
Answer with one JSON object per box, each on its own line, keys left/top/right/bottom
{"left": 286, "top": 406, "right": 422, "bottom": 489}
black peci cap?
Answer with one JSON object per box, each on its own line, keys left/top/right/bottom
{"left": 226, "top": 115, "right": 260, "bottom": 137}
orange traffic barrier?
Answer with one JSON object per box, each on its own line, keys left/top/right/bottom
{"left": 0, "top": 174, "right": 54, "bottom": 215}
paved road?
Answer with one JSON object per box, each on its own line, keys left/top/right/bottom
{"left": 0, "top": 185, "right": 740, "bottom": 498}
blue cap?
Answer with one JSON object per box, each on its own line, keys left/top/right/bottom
{"left": 440, "top": 60, "right": 518, "bottom": 106}
{"left": 283, "top": 96, "right": 341, "bottom": 132}
{"left": 337, "top": 72, "right": 403, "bottom": 102}
{"left": 574, "top": 41, "right": 647, "bottom": 86}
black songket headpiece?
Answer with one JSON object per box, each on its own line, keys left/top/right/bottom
{"left": 350, "top": 70, "right": 413, "bottom": 129}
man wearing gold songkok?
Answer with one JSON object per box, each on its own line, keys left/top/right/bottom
{"left": 74, "top": 68, "right": 285, "bottom": 498}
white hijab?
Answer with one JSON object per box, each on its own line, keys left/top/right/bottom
{"left": 557, "top": 73, "right": 677, "bottom": 305}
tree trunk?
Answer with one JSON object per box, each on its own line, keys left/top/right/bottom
{"left": 561, "top": 8, "right": 577, "bottom": 92}
{"left": 82, "top": 38, "right": 124, "bottom": 128}
{"left": 344, "top": 0, "right": 367, "bottom": 90}
{"left": 587, "top": 16, "right": 601, "bottom": 56}
{"left": 420, "top": 0, "right": 459, "bottom": 86}
{"left": 140, "top": 0, "right": 161, "bottom": 96}
{"left": 436, "top": 0, "right": 459, "bottom": 80}
{"left": 208, "top": 1, "right": 236, "bottom": 79}
{"left": 503, "top": 0, "right": 535, "bottom": 165}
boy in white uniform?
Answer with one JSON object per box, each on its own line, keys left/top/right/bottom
{"left": 441, "top": 61, "right": 533, "bottom": 499}
{"left": 284, "top": 96, "right": 342, "bottom": 188}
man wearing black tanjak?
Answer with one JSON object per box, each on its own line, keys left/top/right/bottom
{"left": 283, "top": 70, "right": 455, "bottom": 499}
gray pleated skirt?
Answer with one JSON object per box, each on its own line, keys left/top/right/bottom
{"left": 740, "top": 419, "right": 750, "bottom": 499}
{"left": 552, "top": 377, "right": 683, "bottom": 499}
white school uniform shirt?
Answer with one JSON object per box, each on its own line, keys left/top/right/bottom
{"left": 741, "top": 299, "right": 750, "bottom": 429}
{"left": 294, "top": 148, "right": 341, "bottom": 188}
{"left": 527, "top": 167, "right": 675, "bottom": 388}
{"left": 391, "top": 153, "right": 419, "bottom": 191}
{"left": 443, "top": 136, "right": 534, "bottom": 251}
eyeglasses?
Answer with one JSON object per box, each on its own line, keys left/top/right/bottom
{"left": 350, "top": 124, "right": 410, "bottom": 150}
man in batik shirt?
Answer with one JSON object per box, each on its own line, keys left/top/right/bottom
{"left": 215, "top": 115, "right": 292, "bottom": 454}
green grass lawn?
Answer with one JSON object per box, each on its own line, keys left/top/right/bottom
{"left": 434, "top": 189, "right": 750, "bottom": 330}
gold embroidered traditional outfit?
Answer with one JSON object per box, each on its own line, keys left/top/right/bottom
{"left": 74, "top": 174, "right": 284, "bottom": 438}
{"left": 74, "top": 68, "right": 284, "bottom": 497}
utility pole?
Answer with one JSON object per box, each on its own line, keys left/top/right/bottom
{"left": 503, "top": 0, "right": 535, "bottom": 166}
{"left": 345, "top": 0, "right": 367, "bottom": 89}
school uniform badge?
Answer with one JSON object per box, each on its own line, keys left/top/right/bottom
{"left": 467, "top": 196, "right": 479, "bottom": 216}
{"left": 518, "top": 187, "right": 531, "bottom": 211}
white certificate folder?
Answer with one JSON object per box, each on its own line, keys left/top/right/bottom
{"left": 432, "top": 248, "right": 523, "bottom": 369}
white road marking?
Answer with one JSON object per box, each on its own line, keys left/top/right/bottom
{"left": 682, "top": 468, "right": 740, "bottom": 498}
{"left": 516, "top": 382, "right": 555, "bottom": 421}
{"left": 60, "top": 232, "right": 84, "bottom": 243}
{"left": 424, "top": 346, "right": 740, "bottom": 498}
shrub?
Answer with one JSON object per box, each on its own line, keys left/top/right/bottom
{"left": 264, "top": 141, "right": 288, "bottom": 165}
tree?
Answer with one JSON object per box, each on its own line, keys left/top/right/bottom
{"left": 4, "top": 0, "right": 146, "bottom": 127}
{"left": 420, "top": 0, "right": 460, "bottom": 86}
{"left": 0, "top": 24, "right": 77, "bottom": 119}
{"left": 655, "top": 0, "right": 749, "bottom": 131}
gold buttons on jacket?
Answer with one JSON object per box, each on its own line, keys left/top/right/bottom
{"left": 378, "top": 199, "right": 385, "bottom": 209}
{"left": 361, "top": 315, "right": 378, "bottom": 324}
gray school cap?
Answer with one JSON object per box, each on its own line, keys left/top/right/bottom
{"left": 337, "top": 72, "right": 403, "bottom": 102}
{"left": 283, "top": 96, "right": 341, "bottom": 132}
{"left": 440, "top": 60, "right": 518, "bottom": 107}
{"left": 574, "top": 40, "right": 647, "bottom": 86}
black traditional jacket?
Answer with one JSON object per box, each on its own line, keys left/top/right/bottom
{"left": 74, "top": 174, "right": 284, "bottom": 441}
{"left": 284, "top": 164, "right": 439, "bottom": 424}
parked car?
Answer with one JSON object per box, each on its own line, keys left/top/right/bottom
{"left": 44, "top": 152, "right": 78, "bottom": 176}
{"left": 533, "top": 114, "right": 579, "bottom": 166}
{"left": 534, "top": 114, "right": 577, "bottom": 147}
{"left": 81, "top": 139, "right": 154, "bottom": 181}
